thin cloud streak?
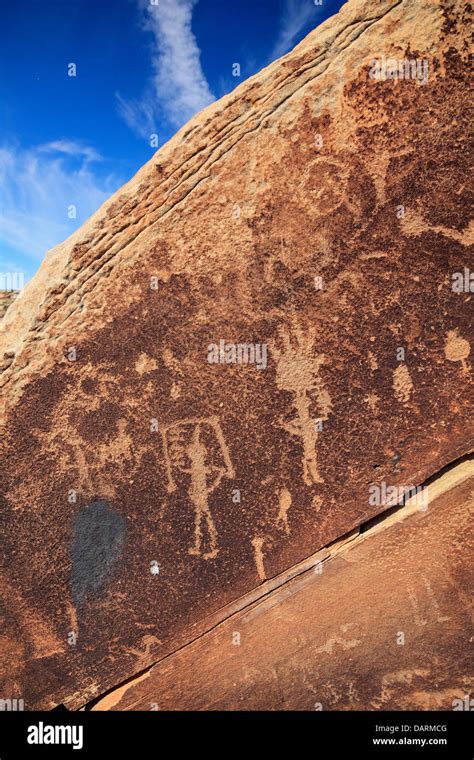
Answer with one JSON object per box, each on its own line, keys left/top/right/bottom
{"left": 116, "top": 93, "right": 157, "bottom": 140}
{"left": 37, "top": 140, "right": 103, "bottom": 164}
{"left": 270, "top": 0, "right": 322, "bottom": 61}
{"left": 117, "top": 0, "right": 215, "bottom": 138}
{"left": 0, "top": 141, "right": 120, "bottom": 262}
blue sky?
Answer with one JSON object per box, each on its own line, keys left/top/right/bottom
{"left": 0, "top": 0, "right": 346, "bottom": 282}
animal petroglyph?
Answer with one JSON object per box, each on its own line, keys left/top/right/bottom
{"left": 128, "top": 634, "right": 163, "bottom": 667}
{"left": 272, "top": 319, "right": 332, "bottom": 486}
{"left": 313, "top": 623, "right": 362, "bottom": 656}
{"left": 161, "top": 416, "right": 234, "bottom": 559}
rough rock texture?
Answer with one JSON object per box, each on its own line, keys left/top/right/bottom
{"left": 0, "top": 291, "right": 17, "bottom": 321}
{"left": 0, "top": 0, "right": 472, "bottom": 709}
{"left": 91, "top": 461, "right": 474, "bottom": 711}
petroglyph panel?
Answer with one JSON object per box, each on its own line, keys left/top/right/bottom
{"left": 0, "top": 0, "right": 472, "bottom": 710}
{"left": 95, "top": 472, "right": 474, "bottom": 711}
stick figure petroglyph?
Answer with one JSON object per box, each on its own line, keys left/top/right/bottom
{"left": 161, "top": 416, "right": 235, "bottom": 559}
{"left": 272, "top": 318, "right": 332, "bottom": 486}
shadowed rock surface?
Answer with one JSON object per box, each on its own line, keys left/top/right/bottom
{"left": 0, "top": 0, "right": 472, "bottom": 709}
{"left": 70, "top": 499, "right": 127, "bottom": 607}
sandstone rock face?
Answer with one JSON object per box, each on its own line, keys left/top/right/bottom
{"left": 0, "top": 0, "right": 472, "bottom": 709}
{"left": 91, "top": 462, "right": 474, "bottom": 711}
{"left": 0, "top": 291, "right": 17, "bottom": 321}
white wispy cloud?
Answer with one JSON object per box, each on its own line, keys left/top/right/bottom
{"left": 0, "top": 141, "right": 120, "bottom": 262}
{"left": 117, "top": 0, "right": 215, "bottom": 137}
{"left": 37, "top": 140, "right": 103, "bottom": 164}
{"left": 116, "top": 93, "right": 157, "bottom": 140}
{"left": 270, "top": 0, "right": 323, "bottom": 61}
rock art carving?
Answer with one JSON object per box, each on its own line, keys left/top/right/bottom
{"left": 393, "top": 364, "right": 413, "bottom": 404}
{"left": 312, "top": 623, "right": 362, "bottom": 656}
{"left": 161, "top": 416, "right": 234, "bottom": 559}
{"left": 251, "top": 536, "right": 266, "bottom": 581}
{"left": 444, "top": 329, "right": 470, "bottom": 373}
{"left": 0, "top": 0, "right": 472, "bottom": 713}
{"left": 277, "top": 488, "right": 292, "bottom": 534}
{"left": 272, "top": 318, "right": 332, "bottom": 486}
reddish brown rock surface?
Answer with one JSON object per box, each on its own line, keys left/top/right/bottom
{"left": 0, "top": 0, "right": 472, "bottom": 709}
{"left": 91, "top": 462, "right": 474, "bottom": 711}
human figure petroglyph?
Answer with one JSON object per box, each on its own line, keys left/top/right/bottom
{"left": 161, "top": 416, "right": 234, "bottom": 559}
{"left": 272, "top": 318, "right": 332, "bottom": 486}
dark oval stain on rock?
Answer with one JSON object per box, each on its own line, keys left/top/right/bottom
{"left": 70, "top": 499, "right": 127, "bottom": 607}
